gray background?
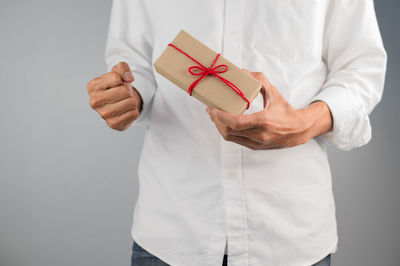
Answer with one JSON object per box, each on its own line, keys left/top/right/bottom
{"left": 0, "top": 0, "right": 398, "bottom": 265}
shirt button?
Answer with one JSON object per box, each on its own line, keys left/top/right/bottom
{"left": 227, "top": 171, "right": 237, "bottom": 179}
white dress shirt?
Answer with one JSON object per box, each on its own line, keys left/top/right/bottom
{"left": 105, "top": 0, "right": 387, "bottom": 265}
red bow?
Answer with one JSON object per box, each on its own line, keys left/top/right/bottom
{"left": 168, "top": 43, "right": 250, "bottom": 109}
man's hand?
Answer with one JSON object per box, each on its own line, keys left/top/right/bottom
{"left": 206, "top": 71, "right": 333, "bottom": 150}
{"left": 86, "top": 62, "right": 143, "bottom": 131}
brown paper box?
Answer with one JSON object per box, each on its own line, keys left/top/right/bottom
{"left": 154, "top": 30, "right": 262, "bottom": 115}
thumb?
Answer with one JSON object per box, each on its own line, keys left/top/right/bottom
{"left": 248, "top": 72, "right": 273, "bottom": 109}
{"left": 112, "top": 61, "right": 135, "bottom": 83}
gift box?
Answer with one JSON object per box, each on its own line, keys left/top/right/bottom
{"left": 154, "top": 30, "right": 262, "bottom": 115}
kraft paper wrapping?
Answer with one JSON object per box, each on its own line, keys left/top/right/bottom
{"left": 154, "top": 30, "right": 262, "bottom": 115}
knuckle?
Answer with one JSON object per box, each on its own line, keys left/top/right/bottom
{"left": 117, "top": 61, "right": 128, "bottom": 69}
{"left": 230, "top": 120, "right": 239, "bottom": 130}
{"left": 258, "top": 116, "right": 269, "bottom": 128}
{"left": 221, "top": 131, "right": 229, "bottom": 140}
{"left": 128, "top": 94, "right": 138, "bottom": 108}
{"left": 122, "top": 86, "right": 132, "bottom": 98}
{"left": 112, "top": 62, "right": 122, "bottom": 71}
{"left": 108, "top": 120, "right": 122, "bottom": 131}
{"left": 99, "top": 111, "right": 107, "bottom": 119}
{"left": 133, "top": 110, "right": 140, "bottom": 120}
{"left": 260, "top": 133, "right": 270, "bottom": 143}
{"left": 100, "top": 110, "right": 113, "bottom": 119}
{"left": 89, "top": 98, "right": 98, "bottom": 109}
{"left": 126, "top": 111, "right": 138, "bottom": 124}
{"left": 110, "top": 72, "right": 122, "bottom": 83}
{"left": 116, "top": 62, "right": 124, "bottom": 68}
{"left": 128, "top": 110, "right": 139, "bottom": 123}
{"left": 113, "top": 61, "right": 129, "bottom": 73}
{"left": 89, "top": 94, "right": 102, "bottom": 108}
{"left": 254, "top": 72, "right": 268, "bottom": 83}
{"left": 89, "top": 99, "right": 96, "bottom": 108}
{"left": 129, "top": 97, "right": 138, "bottom": 109}
{"left": 87, "top": 79, "right": 97, "bottom": 91}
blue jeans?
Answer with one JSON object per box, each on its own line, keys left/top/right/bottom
{"left": 131, "top": 242, "right": 331, "bottom": 266}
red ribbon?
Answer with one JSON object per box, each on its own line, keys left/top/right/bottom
{"left": 168, "top": 43, "right": 250, "bottom": 109}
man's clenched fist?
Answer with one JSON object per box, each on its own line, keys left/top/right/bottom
{"left": 86, "top": 62, "right": 142, "bottom": 131}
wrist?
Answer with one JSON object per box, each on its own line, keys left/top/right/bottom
{"left": 299, "top": 101, "right": 333, "bottom": 140}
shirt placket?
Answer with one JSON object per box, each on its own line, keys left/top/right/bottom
{"left": 221, "top": 0, "right": 248, "bottom": 265}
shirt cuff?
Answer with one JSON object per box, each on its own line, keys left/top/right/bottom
{"left": 311, "top": 85, "right": 371, "bottom": 151}
{"left": 130, "top": 69, "right": 156, "bottom": 127}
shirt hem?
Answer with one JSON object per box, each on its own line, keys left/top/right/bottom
{"left": 303, "top": 238, "right": 338, "bottom": 266}
{"left": 132, "top": 229, "right": 338, "bottom": 266}
{"left": 131, "top": 230, "right": 181, "bottom": 266}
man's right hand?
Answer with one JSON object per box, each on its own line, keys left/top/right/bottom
{"left": 86, "top": 62, "right": 143, "bottom": 131}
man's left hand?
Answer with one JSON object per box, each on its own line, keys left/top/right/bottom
{"left": 206, "top": 71, "right": 333, "bottom": 150}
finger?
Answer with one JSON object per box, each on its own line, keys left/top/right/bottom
{"left": 248, "top": 72, "right": 273, "bottom": 108}
{"left": 262, "top": 144, "right": 287, "bottom": 150}
{"left": 88, "top": 71, "right": 124, "bottom": 92}
{"left": 226, "top": 125, "right": 301, "bottom": 147}
{"left": 224, "top": 129, "right": 286, "bottom": 150}
{"left": 104, "top": 84, "right": 133, "bottom": 103}
{"left": 107, "top": 110, "right": 139, "bottom": 131}
{"left": 226, "top": 127, "right": 271, "bottom": 144}
{"left": 90, "top": 84, "right": 133, "bottom": 108}
{"left": 112, "top": 62, "right": 134, "bottom": 83}
{"left": 241, "top": 68, "right": 252, "bottom": 74}
{"left": 249, "top": 72, "right": 271, "bottom": 86}
{"left": 228, "top": 133, "right": 289, "bottom": 150}
{"left": 207, "top": 107, "right": 265, "bottom": 145}
{"left": 250, "top": 72, "right": 280, "bottom": 105}
{"left": 224, "top": 134, "right": 262, "bottom": 150}
{"left": 213, "top": 119, "right": 229, "bottom": 139}
{"left": 212, "top": 120, "right": 261, "bottom": 149}
{"left": 210, "top": 108, "right": 261, "bottom": 130}
{"left": 97, "top": 97, "right": 138, "bottom": 120}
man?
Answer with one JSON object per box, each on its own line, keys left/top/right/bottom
{"left": 86, "top": 1, "right": 386, "bottom": 265}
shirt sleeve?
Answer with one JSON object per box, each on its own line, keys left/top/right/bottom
{"left": 105, "top": 0, "right": 157, "bottom": 127}
{"left": 311, "top": 0, "right": 387, "bottom": 151}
